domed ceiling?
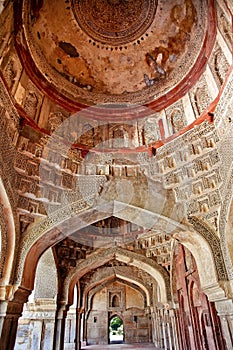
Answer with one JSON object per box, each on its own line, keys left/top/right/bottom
{"left": 18, "top": 0, "right": 215, "bottom": 109}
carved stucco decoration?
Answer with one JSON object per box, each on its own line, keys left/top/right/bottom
{"left": 0, "top": 204, "right": 8, "bottom": 280}
{"left": 0, "top": 83, "right": 21, "bottom": 263}
{"left": 53, "top": 237, "right": 94, "bottom": 282}
{"left": 189, "top": 74, "right": 212, "bottom": 117}
{"left": 214, "top": 67, "right": 233, "bottom": 279}
{"left": 187, "top": 216, "right": 228, "bottom": 281}
{"left": 149, "top": 120, "right": 223, "bottom": 233}
{"left": 0, "top": 30, "right": 233, "bottom": 302}
{"left": 216, "top": 1, "right": 232, "bottom": 51}
{"left": 135, "top": 230, "right": 172, "bottom": 268}
{"left": 209, "top": 41, "right": 230, "bottom": 89}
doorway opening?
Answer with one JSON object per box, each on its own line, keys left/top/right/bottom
{"left": 109, "top": 316, "right": 124, "bottom": 344}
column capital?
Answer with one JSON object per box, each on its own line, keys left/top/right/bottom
{"left": 215, "top": 299, "right": 233, "bottom": 316}
{"left": 0, "top": 284, "right": 21, "bottom": 301}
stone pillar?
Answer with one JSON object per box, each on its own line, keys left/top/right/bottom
{"left": 147, "top": 310, "right": 152, "bottom": 343}
{"left": 215, "top": 299, "right": 233, "bottom": 350}
{"left": 0, "top": 286, "right": 31, "bottom": 350}
{"left": 152, "top": 306, "right": 180, "bottom": 349}
{"left": 64, "top": 305, "right": 76, "bottom": 349}
{"left": 30, "top": 320, "right": 43, "bottom": 349}
{"left": 83, "top": 312, "right": 88, "bottom": 346}
{"left": 153, "top": 308, "right": 164, "bottom": 349}
{"left": 14, "top": 298, "right": 56, "bottom": 350}
{"left": 43, "top": 320, "right": 56, "bottom": 350}
{"left": 158, "top": 311, "right": 163, "bottom": 348}
{"left": 80, "top": 310, "right": 87, "bottom": 346}
{"left": 0, "top": 301, "right": 8, "bottom": 336}
{"left": 165, "top": 310, "right": 173, "bottom": 350}
{"left": 53, "top": 303, "right": 69, "bottom": 350}
{"left": 170, "top": 308, "right": 180, "bottom": 350}
{"left": 162, "top": 315, "right": 168, "bottom": 350}
{"left": 151, "top": 308, "right": 158, "bottom": 347}
{"left": 161, "top": 308, "right": 180, "bottom": 350}
{"left": 150, "top": 309, "right": 156, "bottom": 344}
{"left": 75, "top": 308, "right": 82, "bottom": 350}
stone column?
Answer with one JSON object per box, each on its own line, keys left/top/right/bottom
{"left": 83, "top": 312, "right": 88, "bottom": 346}
{"left": 151, "top": 307, "right": 160, "bottom": 347}
{"left": 64, "top": 305, "right": 76, "bottom": 349}
{"left": 150, "top": 309, "right": 156, "bottom": 344}
{"left": 162, "top": 307, "right": 180, "bottom": 350}
{"left": 170, "top": 308, "right": 180, "bottom": 350}
{"left": 53, "top": 302, "right": 69, "bottom": 350}
{"left": 75, "top": 308, "right": 82, "bottom": 350}
{"left": 43, "top": 320, "right": 56, "bottom": 350}
{"left": 156, "top": 309, "right": 164, "bottom": 348}
{"left": 29, "top": 320, "right": 43, "bottom": 349}
{"left": 0, "top": 300, "right": 8, "bottom": 336}
{"left": 0, "top": 286, "right": 31, "bottom": 350}
{"left": 80, "top": 310, "right": 87, "bottom": 346}
{"left": 162, "top": 320, "right": 168, "bottom": 349}
{"left": 14, "top": 299, "right": 56, "bottom": 350}
{"left": 147, "top": 311, "right": 152, "bottom": 343}
{"left": 165, "top": 310, "right": 173, "bottom": 350}
{"left": 215, "top": 299, "right": 233, "bottom": 350}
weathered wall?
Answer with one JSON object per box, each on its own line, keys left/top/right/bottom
{"left": 87, "top": 281, "right": 150, "bottom": 345}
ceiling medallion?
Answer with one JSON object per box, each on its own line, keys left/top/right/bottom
{"left": 72, "top": 0, "right": 158, "bottom": 46}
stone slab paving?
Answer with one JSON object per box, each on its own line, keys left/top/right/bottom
{"left": 81, "top": 343, "right": 161, "bottom": 349}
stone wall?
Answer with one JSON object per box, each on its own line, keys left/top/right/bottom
{"left": 86, "top": 281, "right": 150, "bottom": 345}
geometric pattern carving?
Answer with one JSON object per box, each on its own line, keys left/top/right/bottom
{"left": 188, "top": 216, "right": 228, "bottom": 280}
{"left": 135, "top": 231, "right": 172, "bottom": 269}
{"left": 209, "top": 42, "right": 230, "bottom": 89}
{"left": 189, "top": 75, "right": 212, "bottom": 118}
{"left": 72, "top": 0, "right": 158, "bottom": 46}
{"left": 216, "top": 2, "right": 232, "bottom": 51}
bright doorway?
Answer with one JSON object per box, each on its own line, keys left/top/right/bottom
{"left": 109, "top": 316, "right": 124, "bottom": 344}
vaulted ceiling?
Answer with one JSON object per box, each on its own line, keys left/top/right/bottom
{"left": 0, "top": 0, "right": 232, "bottom": 312}
{"left": 15, "top": 0, "right": 216, "bottom": 110}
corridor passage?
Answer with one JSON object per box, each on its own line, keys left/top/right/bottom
{"left": 81, "top": 343, "right": 161, "bottom": 349}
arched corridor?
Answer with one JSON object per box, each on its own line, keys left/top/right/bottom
{"left": 12, "top": 241, "right": 226, "bottom": 350}
{"left": 0, "top": 0, "right": 233, "bottom": 349}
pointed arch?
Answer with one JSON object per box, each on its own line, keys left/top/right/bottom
{"left": 83, "top": 274, "right": 150, "bottom": 310}
{"left": 16, "top": 201, "right": 185, "bottom": 296}
{"left": 188, "top": 216, "right": 228, "bottom": 281}
{"left": 173, "top": 221, "right": 227, "bottom": 301}
{"left": 66, "top": 247, "right": 170, "bottom": 305}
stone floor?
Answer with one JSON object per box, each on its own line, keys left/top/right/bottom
{"left": 81, "top": 343, "right": 161, "bottom": 349}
